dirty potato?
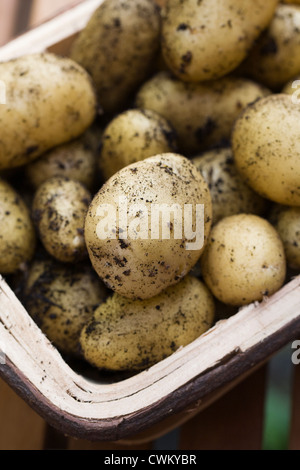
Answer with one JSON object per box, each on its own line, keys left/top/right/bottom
{"left": 232, "top": 94, "right": 300, "bottom": 206}
{"left": 135, "top": 72, "right": 270, "bottom": 155}
{"left": 99, "top": 109, "right": 178, "bottom": 181}
{"left": 269, "top": 204, "right": 300, "bottom": 270}
{"left": 32, "top": 177, "right": 92, "bottom": 263}
{"left": 0, "top": 53, "right": 97, "bottom": 171}
{"left": 0, "top": 178, "right": 36, "bottom": 274}
{"left": 80, "top": 275, "right": 215, "bottom": 371}
{"left": 26, "top": 133, "right": 99, "bottom": 191}
{"left": 192, "top": 147, "right": 268, "bottom": 225}
{"left": 240, "top": 4, "right": 300, "bottom": 90}
{"left": 84, "top": 153, "right": 213, "bottom": 300}
{"left": 161, "top": 0, "right": 278, "bottom": 82}
{"left": 23, "top": 257, "right": 108, "bottom": 357}
{"left": 70, "top": 0, "right": 161, "bottom": 115}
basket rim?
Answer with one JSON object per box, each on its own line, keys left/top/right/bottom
{"left": 1, "top": 275, "right": 300, "bottom": 441}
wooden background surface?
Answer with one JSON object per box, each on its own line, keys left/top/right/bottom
{"left": 0, "top": 0, "right": 82, "bottom": 47}
{"left": 0, "top": 0, "right": 299, "bottom": 451}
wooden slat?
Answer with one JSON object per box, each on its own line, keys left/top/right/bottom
{"left": 29, "top": 0, "right": 85, "bottom": 27}
{"left": 67, "top": 437, "right": 153, "bottom": 450}
{"left": 44, "top": 402, "right": 195, "bottom": 449}
{"left": 179, "top": 366, "right": 267, "bottom": 450}
{"left": 14, "top": 0, "right": 34, "bottom": 35}
{"left": 43, "top": 425, "right": 69, "bottom": 450}
{"left": 0, "top": 378, "right": 46, "bottom": 450}
{"left": 0, "top": 0, "right": 19, "bottom": 46}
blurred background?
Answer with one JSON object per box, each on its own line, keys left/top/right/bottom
{"left": 0, "top": 0, "right": 298, "bottom": 451}
{"left": 0, "top": 0, "right": 83, "bottom": 46}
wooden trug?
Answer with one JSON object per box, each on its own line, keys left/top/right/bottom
{"left": 0, "top": 0, "right": 299, "bottom": 443}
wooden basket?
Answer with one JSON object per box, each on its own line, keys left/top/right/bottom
{"left": 0, "top": 0, "right": 300, "bottom": 443}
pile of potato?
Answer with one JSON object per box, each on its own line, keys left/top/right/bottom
{"left": 0, "top": 0, "right": 300, "bottom": 374}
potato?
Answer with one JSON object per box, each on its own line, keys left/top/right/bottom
{"left": 201, "top": 214, "right": 286, "bottom": 306}
{"left": 70, "top": 0, "right": 161, "bottom": 115}
{"left": 192, "top": 147, "right": 268, "bottom": 225}
{"left": 84, "top": 153, "right": 213, "bottom": 300}
{"left": 232, "top": 94, "right": 300, "bottom": 206}
{"left": 161, "top": 0, "right": 278, "bottom": 83}
{"left": 0, "top": 178, "right": 36, "bottom": 274}
{"left": 135, "top": 72, "right": 270, "bottom": 155}
{"left": 25, "top": 133, "right": 99, "bottom": 191}
{"left": 269, "top": 205, "right": 300, "bottom": 270}
{"left": 32, "top": 177, "right": 92, "bottom": 263}
{"left": 23, "top": 257, "right": 108, "bottom": 357}
{"left": 0, "top": 53, "right": 97, "bottom": 171}
{"left": 99, "top": 109, "right": 178, "bottom": 181}
{"left": 80, "top": 275, "right": 215, "bottom": 371}
{"left": 240, "top": 5, "right": 300, "bottom": 90}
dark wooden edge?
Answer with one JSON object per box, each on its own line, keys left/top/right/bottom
{"left": 0, "top": 314, "right": 299, "bottom": 443}
{"left": 11, "top": 0, "right": 85, "bottom": 40}
{"left": 14, "top": 0, "right": 34, "bottom": 37}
